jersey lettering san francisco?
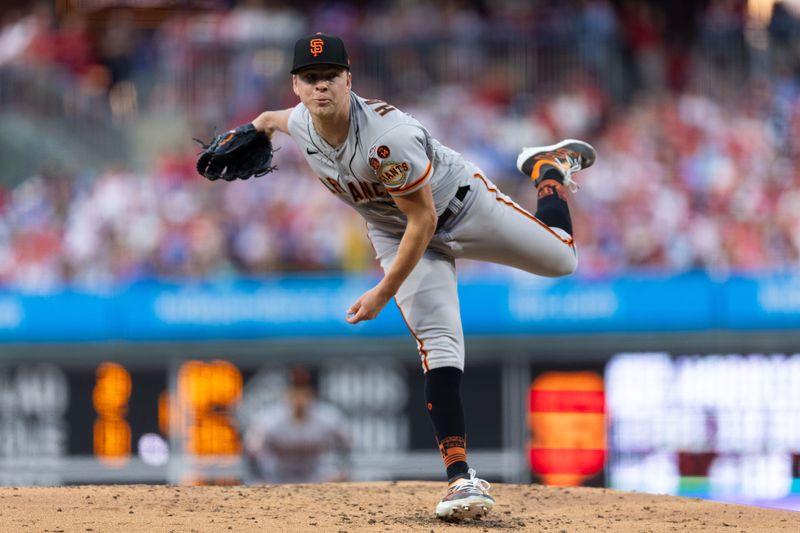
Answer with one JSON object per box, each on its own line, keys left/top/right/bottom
{"left": 287, "top": 92, "right": 472, "bottom": 236}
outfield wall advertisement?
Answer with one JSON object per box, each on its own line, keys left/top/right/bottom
{"left": 1, "top": 272, "right": 798, "bottom": 342}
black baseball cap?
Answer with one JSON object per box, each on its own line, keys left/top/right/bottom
{"left": 290, "top": 33, "right": 350, "bottom": 74}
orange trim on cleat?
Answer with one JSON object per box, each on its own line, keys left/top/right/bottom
{"left": 517, "top": 139, "right": 596, "bottom": 192}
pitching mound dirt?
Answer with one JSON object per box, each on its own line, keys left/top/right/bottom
{"left": 1, "top": 482, "right": 796, "bottom": 532}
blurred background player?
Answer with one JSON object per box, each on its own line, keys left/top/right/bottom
{"left": 243, "top": 366, "right": 351, "bottom": 484}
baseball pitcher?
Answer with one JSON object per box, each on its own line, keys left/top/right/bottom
{"left": 197, "top": 33, "right": 596, "bottom": 521}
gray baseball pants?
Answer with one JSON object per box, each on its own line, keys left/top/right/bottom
{"left": 369, "top": 171, "right": 577, "bottom": 371}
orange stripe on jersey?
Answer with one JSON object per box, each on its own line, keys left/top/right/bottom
{"left": 390, "top": 161, "right": 432, "bottom": 194}
{"left": 395, "top": 299, "right": 430, "bottom": 372}
{"left": 472, "top": 173, "right": 574, "bottom": 247}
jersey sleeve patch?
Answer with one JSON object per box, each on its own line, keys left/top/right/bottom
{"left": 390, "top": 161, "right": 432, "bottom": 194}
{"left": 368, "top": 124, "right": 431, "bottom": 195}
{"left": 377, "top": 160, "right": 410, "bottom": 187}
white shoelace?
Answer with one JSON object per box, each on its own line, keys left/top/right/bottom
{"left": 552, "top": 153, "right": 582, "bottom": 193}
{"left": 452, "top": 468, "right": 491, "bottom": 493}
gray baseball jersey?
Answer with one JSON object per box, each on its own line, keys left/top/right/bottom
{"left": 287, "top": 92, "right": 470, "bottom": 236}
{"left": 246, "top": 400, "right": 350, "bottom": 483}
{"left": 286, "top": 93, "right": 578, "bottom": 372}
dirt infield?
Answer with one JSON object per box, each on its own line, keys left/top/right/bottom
{"left": 0, "top": 482, "right": 796, "bottom": 532}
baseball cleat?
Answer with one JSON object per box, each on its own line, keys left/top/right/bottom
{"left": 435, "top": 468, "right": 494, "bottom": 521}
{"left": 516, "top": 139, "right": 596, "bottom": 192}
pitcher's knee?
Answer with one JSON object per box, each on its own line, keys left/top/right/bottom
{"left": 422, "top": 350, "right": 464, "bottom": 373}
{"left": 542, "top": 249, "right": 578, "bottom": 277}
{"left": 542, "top": 228, "right": 578, "bottom": 276}
{"left": 411, "top": 333, "right": 465, "bottom": 373}
{"left": 420, "top": 340, "right": 465, "bottom": 373}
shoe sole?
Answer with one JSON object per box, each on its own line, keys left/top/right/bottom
{"left": 516, "top": 139, "right": 597, "bottom": 175}
{"left": 435, "top": 495, "right": 494, "bottom": 521}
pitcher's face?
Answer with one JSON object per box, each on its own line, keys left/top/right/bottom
{"left": 293, "top": 66, "right": 351, "bottom": 119}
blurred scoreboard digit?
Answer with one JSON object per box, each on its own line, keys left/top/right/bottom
{"left": 92, "top": 363, "right": 133, "bottom": 465}
{"left": 527, "top": 363, "right": 607, "bottom": 488}
{"left": 176, "top": 360, "right": 242, "bottom": 457}
{"left": 67, "top": 363, "right": 166, "bottom": 460}
{"left": 528, "top": 371, "right": 606, "bottom": 486}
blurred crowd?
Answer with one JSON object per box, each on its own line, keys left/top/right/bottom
{"left": 3, "top": 0, "right": 800, "bottom": 289}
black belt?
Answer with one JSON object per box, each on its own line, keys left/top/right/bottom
{"left": 436, "top": 185, "right": 470, "bottom": 232}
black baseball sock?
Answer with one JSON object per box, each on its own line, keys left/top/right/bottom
{"left": 425, "top": 366, "right": 469, "bottom": 481}
{"left": 534, "top": 171, "right": 573, "bottom": 235}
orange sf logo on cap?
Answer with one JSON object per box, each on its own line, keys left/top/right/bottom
{"left": 310, "top": 38, "right": 324, "bottom": 57}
